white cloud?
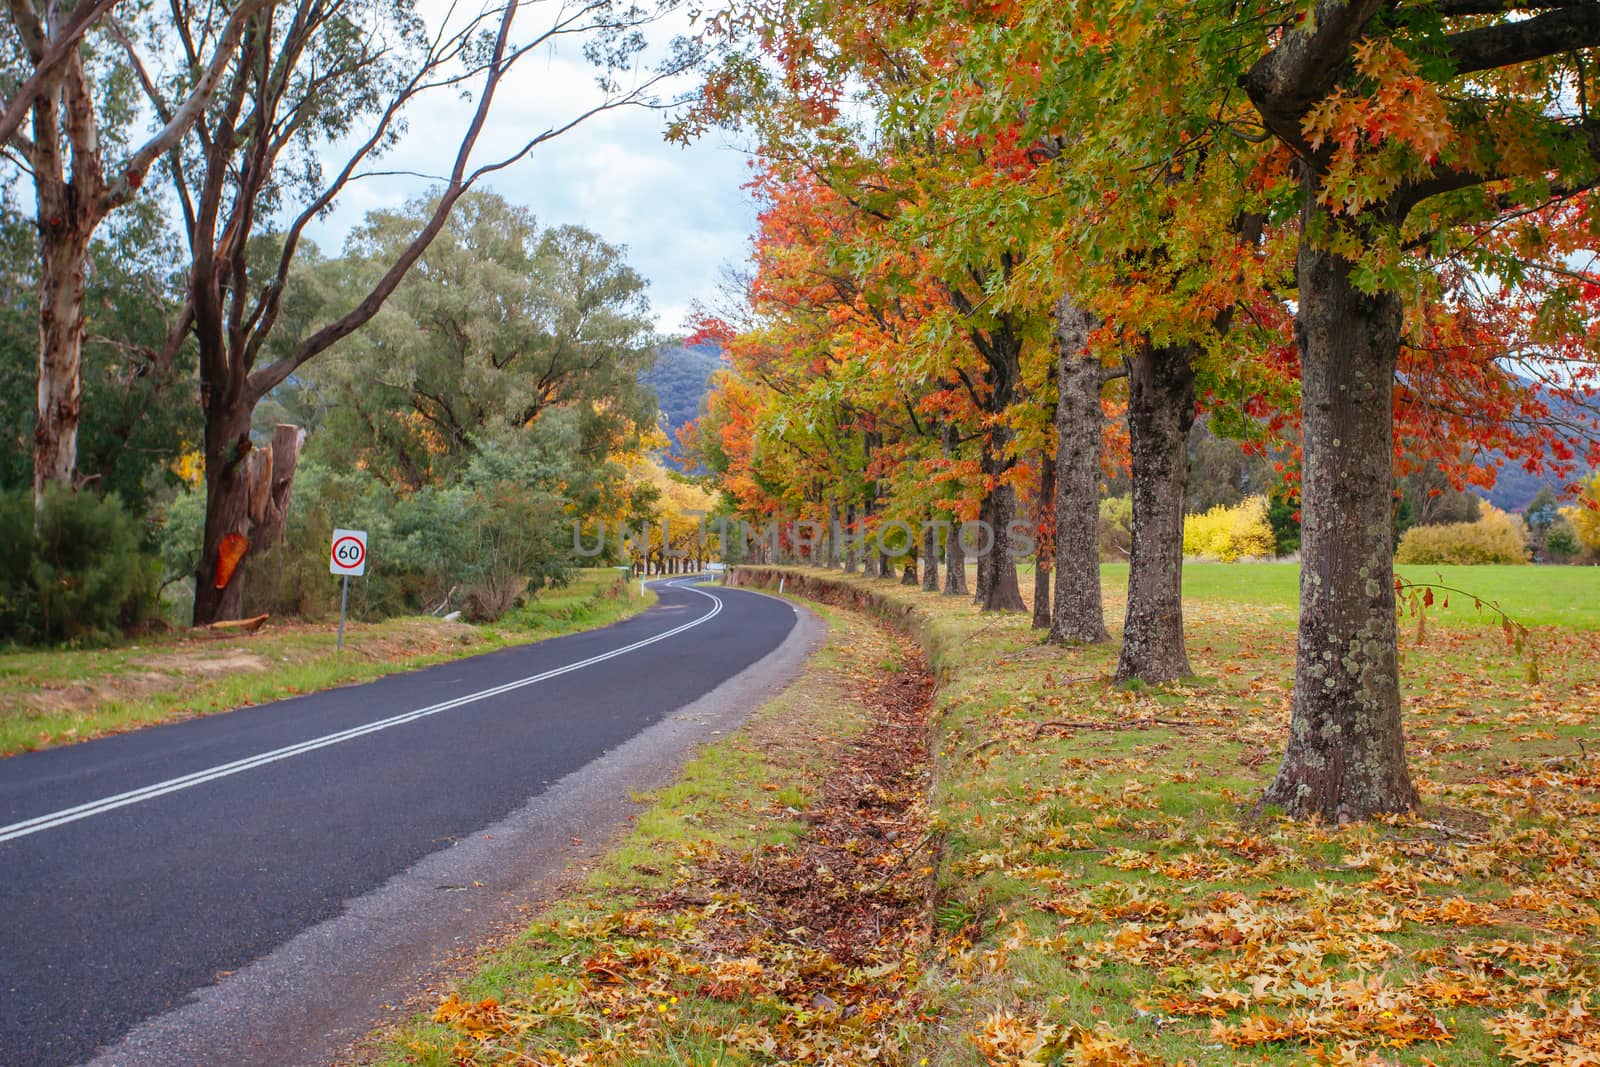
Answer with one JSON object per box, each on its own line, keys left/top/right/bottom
{"left": 300, "top": 2, "right": 757, "bottom": 336}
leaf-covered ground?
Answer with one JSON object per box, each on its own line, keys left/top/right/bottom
{"left": 365, "top": 601, "right": 937, "bottom": 1066}
{"left": 381, "top": 565, "right": 1598, "bottom": 1066}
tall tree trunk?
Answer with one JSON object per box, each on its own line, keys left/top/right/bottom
{"left": 944, "top": 524, "right": 967, "bottom": 595}
{"left": 921, "top": 513, "right": 939, "bottom": 592}
{"left": 982, "top": 475, "right": 1027, "bottom": 610}
{"left": 942, "top": 424, "right": 968, "bottom": 596}
{"left": 972, "top": 492, "right": 994, "bottom": 605}
{"left": 826, "top": 500, "right": 841, "bottom": 568}
{"left": 193, "top": 397, "right": 254, "bottom": 625}
{"left": 32, "top": 223, "right": 91, "bottom": 498}
{"left": 844, "top": 502, "right": 858, "bottom": 574}
{"left": 1263, "top": 220, "right": 1418, "bottom": 822}
{"left": 861, "top": 502, "right": 880, "bottom": 578}
{"left": 1050, "top": 299, "right": 1110, "bottom": 644}
{"left": 1031, "top": 450, "right": 1054, "bottom": 630}
{"left": 1115, "top": 343, "right": 1196, "bottom": 682}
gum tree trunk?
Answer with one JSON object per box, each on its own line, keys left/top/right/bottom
{"left": 192, "top": 395, "right": 253, "bottom": 625}
{"left": 1115, "top": 343, "right": 1196, "bottom": 682}
{"left": 33, "top": 223, "right": 91, "bottom": 497}
{"left": 1050, "top": 299, "right": 1110, "bottom": 645}
{"left": 1031, "top": 450, "right": 1054, "bottom": 630}
{"left": 1263, "top": 219, "right": 1419, "bottom": 821}
{"left": 921, "top": 513, "right": 939, "bottom": 592}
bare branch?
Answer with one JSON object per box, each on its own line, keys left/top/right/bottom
{"left": 0, "top": 0, "right": 122, "bottom": 145}
{"left": 99, "top": 0, "right": 275, "bottom": 210}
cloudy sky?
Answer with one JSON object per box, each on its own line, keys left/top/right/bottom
{"left": 301, "top": 3, "right": 759, "bottom": 337}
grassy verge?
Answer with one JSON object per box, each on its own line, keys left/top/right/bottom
{"left": 0, "top": 568, "right": 654, "bottom": 757}
{"left": 732, "top": 566, "right": 1599, "bottom": 1066}
{"left": 365, "top": 601, "right": 938, "bottom": 1067}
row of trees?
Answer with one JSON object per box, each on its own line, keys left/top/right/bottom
{"left": 680, "top": 1, "right": 1600, "bottom": 823}
{"left": 2, "top": 0, "right": 694, "bottom": 624}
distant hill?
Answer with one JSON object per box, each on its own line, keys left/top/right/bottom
{"left": 642, "top": 342, "right": 722, "bottom": 452}
{"left": 1474, "top": 384, "right": 1598, "bottom": 511}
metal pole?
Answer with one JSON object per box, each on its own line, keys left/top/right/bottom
{"left": 337, "top": 574, "right": 349, "bottom": 652}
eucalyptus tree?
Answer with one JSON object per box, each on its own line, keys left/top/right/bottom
{"left": 303, "top": 191, "right": 658, "bottom": 493}
{"left": 119, "top": 0, "right": 695, "bottom": 623}
{"left": 2, "top": 0, "right": 267, "bottom": 499}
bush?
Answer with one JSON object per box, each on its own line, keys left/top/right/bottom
{"left": 0, "top": 487, "right": 160, "bottom": 645}
{"left": 1395, "top": 505, "right": 1530, "bottom": 565}
{"left": 1563, "top": 475, "right": 1600, "bottom": 558}
{"left": 1097, "top": 495, "right": 1132, "bottom": 561}
{"left": 1183, "top": 496, "right": 1277, "bottom": 561}
{"left": 1544, "top": 517, "right": 1581, "bottom": 562}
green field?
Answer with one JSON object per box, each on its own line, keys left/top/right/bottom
{"left": 1097, "top": 561, "right": 1600, "bottom": 629}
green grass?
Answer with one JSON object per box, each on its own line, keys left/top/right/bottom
{"left": 1093, "top": 561, "right": 1600, "bottom": 629}
{"left": 0, "top": 568, "right": 655, "bottom": 757}
{"left": 729, "top": 565, "right": 1599, "bottom": 1067}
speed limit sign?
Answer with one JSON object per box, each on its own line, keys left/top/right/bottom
{"left": 330, "top": 528, "right": 368, "bottom": 576}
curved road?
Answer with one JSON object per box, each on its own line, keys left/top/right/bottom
{"left": 0, "top": 578, "right": 804, "bottom": 1066}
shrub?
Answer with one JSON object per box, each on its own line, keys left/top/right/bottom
{"left": 1097, "top": 495, "right": 1132, "bottom": 561}
{"left": 1395, "top": 505, "right": 1530, "bottom": 565}
{"left": 1544, "top": 517, "right": 1581, "bottom": 561}
{"left": 1183, "top": 496, "right": 1277, "bottom": 561}
{"left": 0, "top": 487, "right": 160, "bottom": 645}
{"left": 1563, "top": 474, "right": 1600, "bottom": 557}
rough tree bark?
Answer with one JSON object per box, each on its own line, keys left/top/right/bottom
{"left": 1262, "top": 214, "right": 1419, "bottom": 820}
{"left": 1031, "top": 449, "right": 1054, "bottom": 631}
{"left": 193, "top": 420, "right": 305, "bottom": 623}
{"left": 1050, "top": 298, "right": 1110, "bottom": 645}
{"left": 921, "top": 512, "right": 939, "bottom": 592}
{"left": 942, "top": 424, "right": 968, "bottom": 596}
{"left": 1115, "top": 343, "right": 1196, "bottom": 683}
{"left": 900, "top": 550, "right": 918, "bottom": 585}
{"left": 843, "top": 502, "right": 858, "bottom": 574}
{"left": 972, "top": 492, "right": 994, "bottom": 605}
{"left": 826, "top": 500, "right": 840, "bottom": 567}
{"left": 34, "top": 223, "right": 92, "bottom": 493}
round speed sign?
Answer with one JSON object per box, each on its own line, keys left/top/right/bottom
{"left": 330, "top": 528, "right": 368, "bottom": 576}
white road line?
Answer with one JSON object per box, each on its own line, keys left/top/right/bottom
{"left": 0, "top": 579, "right": 723, "bottom": 845}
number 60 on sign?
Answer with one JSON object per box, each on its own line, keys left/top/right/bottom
{"left": 330, "top": 529, "right": 368, "bottom": 576}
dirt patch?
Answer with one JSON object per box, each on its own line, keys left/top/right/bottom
{"left": 134, "top": 651, "right": 271, "bottom": 676}
{"left": 21, "top": 673, "right": 171, "bottom": 716}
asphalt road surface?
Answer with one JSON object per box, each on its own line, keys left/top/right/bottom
{"left": 0, "top": 577, "right": 803, "bottom": 1066}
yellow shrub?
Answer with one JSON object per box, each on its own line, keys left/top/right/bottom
{"left": 1395, "top": 504, "right": 1529, "bottom": 565}
{"left": 1562, "top": 473, "right": 1600, "bottom": 553}
{"left": 1183, "top": 496, "right": 1277, "bottom": 562}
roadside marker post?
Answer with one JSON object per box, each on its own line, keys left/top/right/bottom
{"left": 329, "top": 528, "right": 368, "bottom": 652}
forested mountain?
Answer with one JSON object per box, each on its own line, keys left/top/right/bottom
{"left": 642, "top": 343, "right": 722, "bottom": 448}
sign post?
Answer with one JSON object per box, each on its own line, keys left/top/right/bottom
{"left": 329, "top": 528, "right": 368, "bottom": 652}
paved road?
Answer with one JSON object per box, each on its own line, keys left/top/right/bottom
{"left": 0, "top": 578, "right": 801, "bottom": 1066}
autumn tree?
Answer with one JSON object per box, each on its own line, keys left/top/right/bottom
{"left": 1243, "top": 1, "right": 1600, "bottom": 820}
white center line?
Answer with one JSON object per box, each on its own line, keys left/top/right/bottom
{"left": 0, "top": 579, "right": 722, "bottom": 845}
